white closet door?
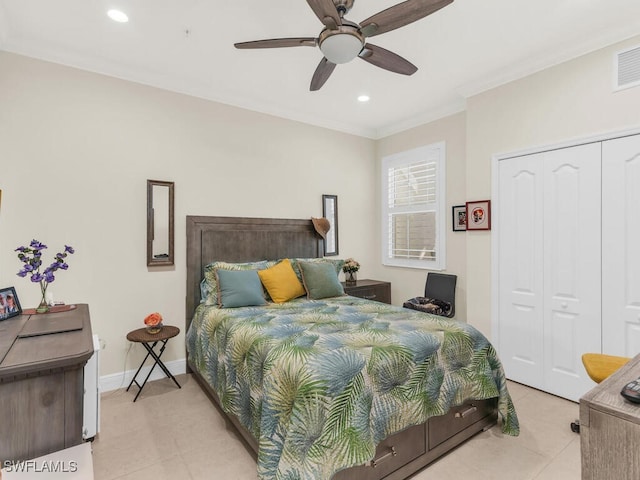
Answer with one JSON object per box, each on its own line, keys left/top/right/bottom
{"left": 498, "top": 153, "right": 545, "bottom": 388}
{"left": 602, "top": 134, "right": 640, "bottom": 358}
{"left": 543, "top": 143, "right": 602, "bottom": 401}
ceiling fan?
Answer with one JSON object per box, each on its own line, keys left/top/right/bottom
{"left": 234, "top": 0, "right": 454, "bottom": 91}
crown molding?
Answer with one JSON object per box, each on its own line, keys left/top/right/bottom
{"left": 4, "top": 24, "right": 640, "bottom": 142}
{"left": 374, "top": 99, "right": 467, "bottom": 139}
{"left": 1, "top": 40, "right": 378, "bottom": 139}
{"left": 457, "top": 28, "right": 640, "bottom": 99}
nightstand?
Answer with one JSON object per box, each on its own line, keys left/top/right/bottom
{"left": 126, "top": 325, "right": 181, "bottom": 401}
{"left": 342, "top": 279, "right": 391, "bottom": 304}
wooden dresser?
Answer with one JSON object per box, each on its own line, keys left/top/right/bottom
{"left": 342, "top": 279, "right": 392, "bottom": 304}
{"left": 580, "top": 352, "right": 640, "bottom": 480}
{"left": 0, "top": 304, "right": 93, "bottom": 463}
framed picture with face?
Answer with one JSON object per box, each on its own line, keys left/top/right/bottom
{"left": 0, "top": 286, "right": 22, "bottom": 321}
{"left": 452, "top": 205, "right": 467, "bottom": 231}
{"left": 465, "top": 200, "right": 491, "bottom": 231}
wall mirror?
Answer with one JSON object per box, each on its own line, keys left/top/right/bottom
{"left": 147, "top": 180, "right": 175, "bottom": 266}
{"left": 322, "top": 194, "right": 338, "bottom": 256}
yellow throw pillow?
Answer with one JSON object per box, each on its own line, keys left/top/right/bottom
{"left": 258, "top": 259, "right": 306, "bottom": 303}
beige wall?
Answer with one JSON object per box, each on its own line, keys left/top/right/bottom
{"left": 375, "top": 112, "right": 467, "bottom": 319}
{"left": 465, "top": 35, "right": 640, "bottom": 338}
{"left": 0, "top": 51, "right": 375, "bottom": 376}
{"left": 2, "top": 32, "right": 639, "bottom": 378}
{"left": 375, "top": 35, "right": 640, "bottom": 340}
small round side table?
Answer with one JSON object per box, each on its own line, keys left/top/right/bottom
{"left": 126, "top": 325, "right": 181, "bottom": 402}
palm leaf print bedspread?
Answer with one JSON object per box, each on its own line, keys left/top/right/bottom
{"left": 186, "top": 295, "right": 519, "bottom": 480}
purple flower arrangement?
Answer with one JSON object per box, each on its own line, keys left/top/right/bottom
{"left": 16, "top": 240, "right": 75, "bottom": 311}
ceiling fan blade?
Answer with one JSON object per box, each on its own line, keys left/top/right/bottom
{"left": 360, "top": 0, "right": 453, "bottom": 37}
{"left": 235, "top": 38, "right": 317, "bottom": 49}
{"left": 306, "top": 0, "right": 342, "bottom": 29}
{"left": 359, "top": 43, "right": 417, "bottom": 75}
{"left": 310, "top": 58, "right": 337, "bottom": 91}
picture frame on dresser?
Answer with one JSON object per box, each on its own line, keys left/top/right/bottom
{"left": 0, "top": 286, "right": 22, "bottom": 320}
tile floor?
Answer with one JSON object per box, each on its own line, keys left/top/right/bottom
{"left": 92, "top": 375, "right": 581, "bottom": 480}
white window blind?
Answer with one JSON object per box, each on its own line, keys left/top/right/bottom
{"left": 382, "top": 143, "right": 446, "bottom": 270}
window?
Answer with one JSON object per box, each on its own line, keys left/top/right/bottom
{"left": 381, "top": 142, "right": 446, "bottom": 270}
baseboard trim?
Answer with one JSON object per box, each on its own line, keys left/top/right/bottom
{"left": 100, "top": 358, "right": 187, "bottom": 393}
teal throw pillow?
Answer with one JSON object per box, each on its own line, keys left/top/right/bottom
{"left": 216, "top": 269, "right": 267, "bottom": 308}
{"left": 201, "top": 260, "right": 274, "bottom": 305}
{"left": 299, "top": 261, "right": 345, "bottom": 300}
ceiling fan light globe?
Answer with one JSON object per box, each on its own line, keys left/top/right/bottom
{"left": 319, "top": 33, "right": 363, "bottom": 64}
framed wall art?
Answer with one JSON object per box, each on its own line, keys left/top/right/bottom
{"left": 465, "top": 200, "right": 491, "bottom": 231}
{"left": 322, "top": 194, "right": 339, "bottom": 256}
{"left": 0, "top": 286, "right": 22, "bottom": 321}
{"left": 147, "top": 179, "right": 175, "bottom": 267}
{"left": 452, "top": 205, "right": 467, "bottom": 231}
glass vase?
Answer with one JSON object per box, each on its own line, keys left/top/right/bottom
{"left": 345, "top": 271, "right": 357, "bottom": 285}
{"left": 36, "top": 289, "right": 50, "bottom": 314}
{"left": 146, "top": 323, "right": 163, "bottom": 334}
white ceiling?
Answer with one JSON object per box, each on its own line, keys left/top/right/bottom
{"left": 1, "top": 0, "right": 640, "bottom": 139}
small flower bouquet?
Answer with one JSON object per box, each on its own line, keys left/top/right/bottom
{"left": 144, "top": 312, "right": 163, "bottom": 334}
{"left": 16, "top": 240, "right": 75, "bottom": 313}
{"left": 342, "top": 258, "right": 360, "bottom": 273}
{"left": 343, "top": 258, "right": 360, "bottom": 285}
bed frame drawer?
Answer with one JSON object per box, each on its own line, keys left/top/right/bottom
{"left": 332, "top": 424, "right": 425, "bottom": 480}
{"left": 427, "top": 398, "right": 498, "bottom": 449}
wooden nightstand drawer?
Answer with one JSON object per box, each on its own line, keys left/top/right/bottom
{"left": 342, "top": 279, "right": 391, "bottom": 304}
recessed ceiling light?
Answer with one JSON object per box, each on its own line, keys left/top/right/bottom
{"left": 357, "top": 95, "right": 370, "bottom": 103}
{"left": 107, "top": 9, "right": 129, "bottom": 23}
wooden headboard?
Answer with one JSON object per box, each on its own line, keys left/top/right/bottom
{"left": 185, "top": 215, "right": 324, "bottom": 330}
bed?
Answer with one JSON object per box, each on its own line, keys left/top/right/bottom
{"left": 185, "top": 215, "right": 519, "bottom": 480}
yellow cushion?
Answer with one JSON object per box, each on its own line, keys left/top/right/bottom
{"left": 582, "top": 353, "right": 631, "bottom": 384}
{"left": 258, "top": 259, "right": 306, "bottom": 303}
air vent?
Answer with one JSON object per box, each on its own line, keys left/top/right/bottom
{"left": 615, "top": 44, "right": 640, "bottom": 91}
